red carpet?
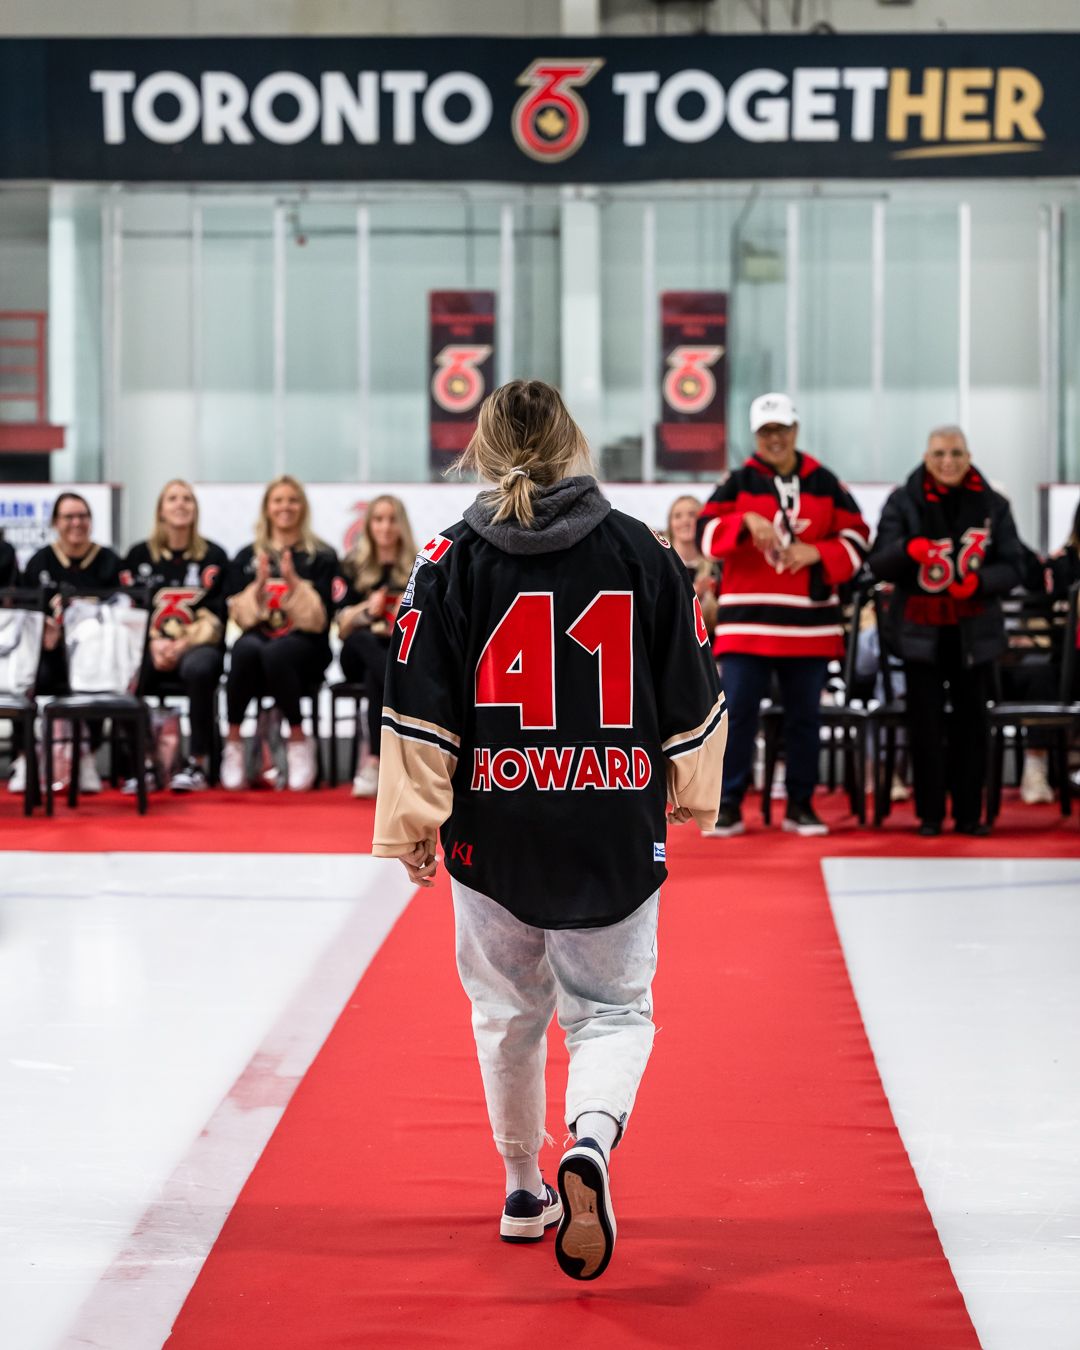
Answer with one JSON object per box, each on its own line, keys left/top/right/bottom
{"left": 7, "top": 790, "right": 1074, "bottom": 1345}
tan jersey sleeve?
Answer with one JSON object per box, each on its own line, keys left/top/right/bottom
{"left": 227, "top": 581, "right": 263, "bottom": 632}
{"left": 184, "top": 608, "right": 224, "bottom": 648}
{"left": 282, "top": 578, "right": 326, "bottom": 633}
{"left": 663, "top": 691, "right": 728, "bottom": 831}
{"left": 371, "top": 707, "right": 460, "bottom": 859}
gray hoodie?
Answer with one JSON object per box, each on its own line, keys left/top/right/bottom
{"left": 463, "top": 475, "right": 611, "bottom": 556}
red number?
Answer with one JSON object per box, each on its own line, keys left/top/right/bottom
{"left": 475, "top": 593, "right": 556, "bottom": 729}
{"left": 567, "top": 591, "right": 634, "bottom": 728}
{"left": 396, "top": 608, "right": 422, "bottom": 664}
{"left": 918, "top": 538, "right": 955, "bottom": 593}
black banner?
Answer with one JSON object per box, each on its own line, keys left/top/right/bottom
{"left": 0, "top": 34, "right": 1078, "bottom": 182}
{"left": 428, "top": 290, "right": 495, "bottom": 475}
{"left": 657, "top": 291, "right": 727, "bottom": 474}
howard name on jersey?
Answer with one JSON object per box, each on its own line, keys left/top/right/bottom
{"left": 372, "top": 512, "right": 727, "bottom": 930}
{"left": 121, "top": 541, "right": 229, "bottom": 641}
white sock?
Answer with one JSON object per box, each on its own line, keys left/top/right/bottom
{"left": 504, "top": 1155, "right": 543, "bottom": 1197}
{"left": 574, "top": 1111, "right": 620, "bottom": 1159}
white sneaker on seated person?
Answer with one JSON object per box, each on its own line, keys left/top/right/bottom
{"left": 351, "top": 758, "right": 379, "bottom": 798}
{"left": 286, "top": 734, "right": 317, "bottom": 792}
{"left": 7, "top": 755, "right": 27, "bottom": 793}
{"left": 78, "top": 750, "right": 103, "bottom": 795}
{"left": 220, "top": 740, "right": 247, "bottom": 791}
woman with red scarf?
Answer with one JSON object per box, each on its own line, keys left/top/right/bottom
{"left": 869, "top": 427, "right": 1023, "bottom": 836}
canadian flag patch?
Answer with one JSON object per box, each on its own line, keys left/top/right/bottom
{"left": 420, "top": 534, "right": 453, "bottom": 563}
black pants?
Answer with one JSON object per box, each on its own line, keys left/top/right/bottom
{"left": 904, "top": 629, "right": 991, "bottom": 827}
{"left": 339, "top": 629, "right": 390, "bottom": 757}
{"left": 142, "top": 644, "right": 224, "bottom": 759}
{"left": 226, "top": 631, "right": 329, "bottom": 729}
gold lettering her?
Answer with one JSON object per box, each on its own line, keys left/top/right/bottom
{"left": 994, "top": 68, "right": 1045, "bottom": 141}
{"left": 944, "top": 68, "right": 993, "bottom": 141}
{"left": 887, "top": 68, "right": 943, "bottom": 141}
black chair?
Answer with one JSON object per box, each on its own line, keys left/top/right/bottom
{"left": 867, "top": 585, "right": 909, "bottom": 827}
{"left": 985, "top": 582, "right": 1080, "bottom": 824}
{"left": 327, "top": 680, "right": 368, "bottom": 788}
{"left": 42, "top": 587, "right": 152, "bottom": 816}
{"left": 0, "top": 588, "right": 47, "bottom": 816}
{"left": 761, "top": 584, "right": 874, "bottom": 826}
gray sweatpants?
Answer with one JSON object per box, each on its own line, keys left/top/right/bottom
{"left": 451, "top": 878, "right": 660, "bottom": 1160}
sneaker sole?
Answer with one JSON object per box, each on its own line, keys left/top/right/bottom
{"left": 499, "top": 1196, "right": 563, "bottom": 1244}
{"left": 555, "top": 1149, "right": 615, "bottom": 1280}
{"left": 781, "top": 818, "right": 828, "bottom": 837}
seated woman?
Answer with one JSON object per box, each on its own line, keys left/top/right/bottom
{"left": 10, "top": 492, "right": 122, "bottom": 795}
{"left": 122, "top": 480, "right": 229, "bottom": 793}
{"left": 337, "top": 494, "right": 416, "bottom": 797}
{"left": 222, "top": 475, "right": 339, "bottom": 792}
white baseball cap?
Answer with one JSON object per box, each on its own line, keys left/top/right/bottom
{"left": 749, "top": 392, "right": 798, "bottom": 432}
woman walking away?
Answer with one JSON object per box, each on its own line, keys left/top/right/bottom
{"left": 372, "top": 380, "right": 727, "bottom": 1281}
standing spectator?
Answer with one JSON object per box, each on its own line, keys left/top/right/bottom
{"left": 696, "top": 393, "right": 870, "bottom": 837}
{"left": 122, "top": 480, "right": 229, "bottom": 793}
{"left": 0, "top": 535, "right": 16, "bottom": 587}
{"left": 869, "top": 426, "right": 1024, "bottom": 836}
{"left": 10, "top": 492, "right": 122, "bottom": 795}
{"left": 373, "top": 379, "right": 725, "bottom": 1280}
{"left": 337, "top": 495, "right": 417, "bottom": 798}
{"left": 1048, "top": 496, "right": 1080, "bottom": 708}
{"left": 666, "top": 495, "right": 719, "bottom": 640}
{"left": 222, "top": 476, "right": 340, "bottom": 792}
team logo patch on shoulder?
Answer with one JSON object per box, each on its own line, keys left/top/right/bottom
{"left": 331, "top": 575, "right": 347, "bottom": 604}
{"left": 650, "top": 528, "right": 672, "bottom": 549}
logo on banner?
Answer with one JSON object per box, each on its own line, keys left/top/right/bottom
{"left": 343, "top": 500, "right": 370, "bottom": 555}
{"left": 662, "top": 346, "right": 725, "bottom": 415}
{"left": 431, "top": 345, "right": 492, "bottom": 413}
{"left": 512, "top": 58, "right": 604, "bottom": 163}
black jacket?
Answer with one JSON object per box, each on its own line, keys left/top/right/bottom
{"left": 869, "top": 465, "right": 1024, "bottom": 668}
{"left": 0, "top": 539, "right": 16, "bottom": 588}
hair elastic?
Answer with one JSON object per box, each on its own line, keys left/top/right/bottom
{"left": 504, "top": 467, "right": 531, "bottom": 482}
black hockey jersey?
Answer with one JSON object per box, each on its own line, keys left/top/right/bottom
{"left": 371, "top": 503, "right": 727, "bottom": 929}
{"left": 0, "top": 539, "right": 16, "bottom": 588}
{"left": 121, "top": 540, "right": 229, "bottom": 642}
{"left": 21, "top": 542, "right": 122, "bottom": 590}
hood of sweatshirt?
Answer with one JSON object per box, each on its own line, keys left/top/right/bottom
{"left": 463, "top": 474, "right": 611, "bottom": 555}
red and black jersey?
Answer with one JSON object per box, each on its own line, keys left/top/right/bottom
{"left": 372, "top": 510, "right": 727, "bottom": 930}
{"left": 121, "top": 540, "right": 229, "bottom": 640}
{"left": 696, "top": 452, "right": 870, "bottom": 658}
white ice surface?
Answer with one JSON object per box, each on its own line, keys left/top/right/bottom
{"left": 0, "top": 851, "right": 413, "bottom": 1350}
{"left": 825, "top": 856, "right": 1080, "bottom": 1350}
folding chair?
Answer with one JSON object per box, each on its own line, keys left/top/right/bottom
{"left": 42, "top": 587, "right": 152, "bottom": 815}
{"left": 0, "top": 588, "right": 47, "bottom": 816}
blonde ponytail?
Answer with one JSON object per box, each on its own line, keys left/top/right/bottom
{"left": 457, "top": 380, "right": 593, "bottom": 528}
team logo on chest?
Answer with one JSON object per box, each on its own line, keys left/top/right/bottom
{"left": 152, "top": 587, "right": 201, "bottom": 638}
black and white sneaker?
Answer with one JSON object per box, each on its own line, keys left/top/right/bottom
{"left": 170, "top": 759, "right": 209, "bottom": 793}
{"left": 499, "top": 1182, "right": 562, "bottom": 1243}
{"left": 702, "top": 802, "right": 744, "bottom": 838}
{"left": 782, "top": 802, "right": 829, "bottom": 836}
{"left": 555, "top": 1138, "right": 616, "bottom": 1280}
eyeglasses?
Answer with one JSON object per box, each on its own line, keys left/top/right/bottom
{"left": 56, "top": 512, "right": 91, "bottom": 522}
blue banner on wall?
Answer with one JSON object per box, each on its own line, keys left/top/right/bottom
{"left": 0, "top": 33, "right": 1076, "bottom": 182}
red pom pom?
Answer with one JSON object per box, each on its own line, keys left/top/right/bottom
{"left": 948, "top": 573, "right": 978, "bottom": 600}
{"left": 906, "top": 537, "right": 933, "bottom": 563}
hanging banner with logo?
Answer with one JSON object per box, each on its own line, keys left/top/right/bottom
{"left": 1, "top": 35, "right": 1079, "bottom": 182}
{"left": 428, "top": 290, "right": 495, "bottom": 476}
{"left": 657, "top": 291, "right": 727, "bottom": 474}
